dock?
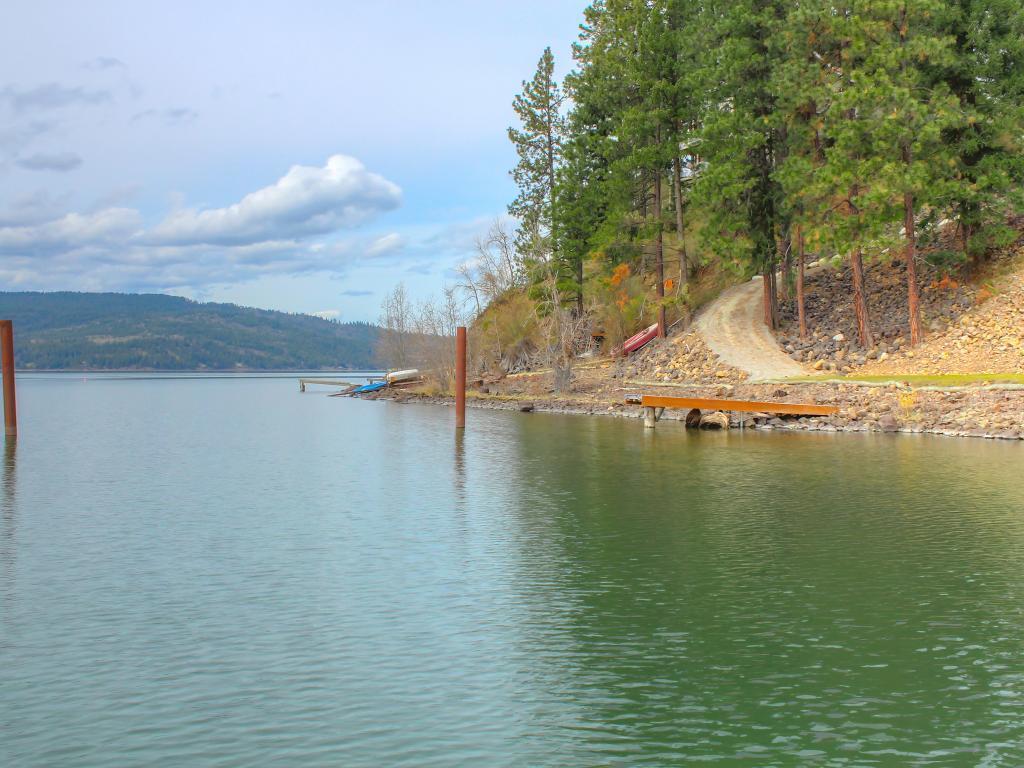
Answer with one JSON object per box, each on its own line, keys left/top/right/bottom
{"left": 631, "top": 394, "right": 838, "bottom": 428}
{"left": 299, "top": 378, "right": 360, "bottom": 392}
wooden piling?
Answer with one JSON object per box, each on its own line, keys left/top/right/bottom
{"left": 643, "top": 406, "right": 657, "bottom": 429}
{"left": 0, "top": 321, "right": 16, "bottom": 439}
{"left": 455, "top": 326, "right": 467, "bottom": 430}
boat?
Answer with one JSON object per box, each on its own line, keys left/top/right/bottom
{"left": 351, "top": 381, "right": 387, "bottom": 394}
{"left": 386, "top": 368, "right": 420, "bottom": 384}
{"left": 621, "top": 323, "right": 659, "bottom": 356}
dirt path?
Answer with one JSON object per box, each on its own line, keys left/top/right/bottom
{"left": 693, "top": 276, "right": 806, "bottom": 381}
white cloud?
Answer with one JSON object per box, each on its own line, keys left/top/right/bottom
{"left": 310, "top": 309, "right": 340, "bottom": 321}
{"left": 15, "top": 151, "right": 82, "bottom": 172}
{"left": 131, "top": 107, "right": 198, "bottom": 126}
{"left": 148, "top": 154, "right": 401, "bottom": 247}
{"left": 0, "top": 82, "right": 112, "bottom": 113}
{"left": 0, "top": 207, "right": 142, "bottom": 255}
{"left": 366, "top": 232, "right": 403, "bottom": 257}
{"left": 83, "top": 57, "right": 127, "bottom": 71}
{"left": 0, "top": 154, "right": 407, "bottom": 292}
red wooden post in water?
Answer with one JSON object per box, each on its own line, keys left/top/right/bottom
{"left": 0, "top": 321, "right": 16, "bottom": 439}
{"left": 455, "top": 326, "right": 467, "bottom": 430}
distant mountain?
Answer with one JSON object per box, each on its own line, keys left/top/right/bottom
{"left": 0, "top": 292, "right": 380, "bottom": 370}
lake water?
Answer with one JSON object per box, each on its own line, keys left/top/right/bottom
{"left": 2, "top": 374, "right": 1024, "bottom": 766}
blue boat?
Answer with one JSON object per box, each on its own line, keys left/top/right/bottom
{"left": 351, "top": 381, "right": 387, "bottom": 395}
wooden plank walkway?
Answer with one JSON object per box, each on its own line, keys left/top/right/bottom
{"left": 639, "top": 395, "right": 838, "bottom": 416}
{"left": 299, "top": 378, "right": 359, "bottom": 392}
{"left": 631, "top": 394, "right": 838, "bottom": 429}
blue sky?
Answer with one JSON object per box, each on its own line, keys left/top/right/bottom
{"left": 0, "top": 1, "right": 584, "bottom": 321}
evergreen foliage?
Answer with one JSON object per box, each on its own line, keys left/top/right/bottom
{"left": 503, "top": 0, "right": 1024, "bottom": 347}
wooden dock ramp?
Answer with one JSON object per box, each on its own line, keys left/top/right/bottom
{"left": 632, "top": 394, "right": 838, "bottom": 428}
{"left": 299, "top": 378, "right": 359, "bottom": 392}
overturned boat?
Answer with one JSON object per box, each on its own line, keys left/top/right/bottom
{"left": 386, "top": 369, "right": 421, "bottom": 384}
{"left": 620, "top": 323, "right": 659, "bottom": 356}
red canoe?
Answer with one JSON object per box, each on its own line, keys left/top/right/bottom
{"left": 620, "top": 323, "right": 659, "bottom": 356}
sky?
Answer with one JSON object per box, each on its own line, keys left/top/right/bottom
{"left": 0, "top": 1, "right": 585, "bottom": 322}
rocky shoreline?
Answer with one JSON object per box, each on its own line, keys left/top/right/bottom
{"left": 361, "top": 381, "right": 1024, "bottom": 441}
{"left": 776, "top": 249, "right": 1024, "bottom": 376}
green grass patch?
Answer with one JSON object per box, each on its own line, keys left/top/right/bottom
{"left": 783, "top": 373, "right": 1024, "bottom": 386}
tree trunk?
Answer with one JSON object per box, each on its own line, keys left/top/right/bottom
{"left": 576, "top": 260, "right": 584, "bottom": 317}
{"left": 672, "top": 155, "right": 687, "bottom": 287}
{"left": 762, "top": 267, "right": 771, "bottom": 326}
{"left": 769, "top": 263, "right": 780, "bottom": 328}
{"left": 897, "top": 7, "right": 922, "bottom": 346}
{"left": 904, "top": 189, "right": 922, "bottom": 346}
{"left": 762, "top": 260, "right": 779, "bottom": 329}
{"left": 796, "top": 225, "right": 807, "bottom": 339}
{"left": 779, "top": 233, "right": 792, "bottom": 302}
{"left": 654, "top": 170, "right": 666, "bottom": 337}
{"left": 850, "top": 249, "right": 874, "bottom": 348}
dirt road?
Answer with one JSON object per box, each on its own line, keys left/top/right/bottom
{"left": 693, "top": 277, "right": 806, "bottom": 381}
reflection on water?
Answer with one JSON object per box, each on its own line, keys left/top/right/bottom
{"left": 1, "top": 374, "right": 1023, "bottom": 766}
{"left": 0, "top": 438, "right": 15, "bottom": 605}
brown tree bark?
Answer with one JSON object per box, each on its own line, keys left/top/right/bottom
{"left": 850, "top": 249, "right": 874, "bottom": 347}
{"left": 576, "top": 260, "right": 584, "bottom": 317}
{"left": 898, "top": 6, "right": 922, "bottom": 346}
{"left": 762, "top": 261, "right": 779, "bottom": 329}
{"left": 904, "top": 189, "right": 922, "bottom": 345}
{"left": 763, "top": 267, "right": 771, "bottom": 326}
{"left": 778, "top": 233, "right": 792, "bottom": 302}
{"left": 796, "top": 225, "right": 807, "bottom": 339}
{"left": 672, "top": 155, "right": 687, "bottom": 288}
{"left": 654, "top": 170, "right": 666, "bottom": 337}
{"left": 769, "top": 264, "right": 780, "bottom": 328}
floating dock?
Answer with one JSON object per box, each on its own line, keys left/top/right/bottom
{"left": 631, "top": 394, "right": 839, "bottom": 428}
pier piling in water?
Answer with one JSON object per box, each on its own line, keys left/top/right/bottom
{"left": 455, "top": 326, "right": 466, "bottom": 430}
{"left": 1, "top": 321, "right": 16, "bottom": 439}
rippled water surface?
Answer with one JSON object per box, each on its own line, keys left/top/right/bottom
{"left": 3, "top": 374, "right": 1024, "bottom": 766}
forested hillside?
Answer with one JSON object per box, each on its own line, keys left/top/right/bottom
{"left": 379, "top": 0, "right": 1024, "bottom": 391}
{"left": 0, "top": 292, "right": 379, "bottom": 370}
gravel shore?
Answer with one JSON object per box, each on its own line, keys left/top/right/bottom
{"left": 363, "top": 380, "right": 1024, "bottom": 441}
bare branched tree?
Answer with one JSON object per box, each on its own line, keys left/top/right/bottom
{"left": 456, "top": 220, "right": 527, "bottom": 311}
{"left": 411, "top": 285, "right": 467, "bottom": 390}
{"left": 377, "top": 283, "right": 414, "bottom": 368}
{"left": 534, "top": 245, "right": 591, "bottom": 393}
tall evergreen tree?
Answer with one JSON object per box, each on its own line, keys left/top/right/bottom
{"left": 508, "top": 47, "right": 565, "bottom": 255}
{"left": 693, "top": 0, "right": 787, "bottom": 328}
{"left": 937, "top": 0, "right": 1024, "bottom": 260}
{"left": 885, "top": 1, "right": 960, "bottom": 345}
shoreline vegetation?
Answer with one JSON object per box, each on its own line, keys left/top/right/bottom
{"left": 370, "top": 2, "right": 1024, "bottom": 441}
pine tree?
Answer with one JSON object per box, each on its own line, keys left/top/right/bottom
{"left": 693, "top": 0, "right": 787, "bottom": 328}
{"left": 804, "top": 1, "right": 883, "bottom": 347}
{"left": 937, "top": 0, "right": 1024, "bottom": 260}
{"left": 565, "top": 0, "right": 676, "bottom": 334}
{"left": 775, "top": 0, "right": 835, "bottom": 339}
{"left": 508, "top": 47, "right": 565, "bottom": 256}
{"left": 884, "top": 0, "right": 959, "bottom": 345}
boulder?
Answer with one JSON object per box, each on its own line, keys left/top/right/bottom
{"left": 685, "top": 408, "right": 703, "bottom": 428}
{"left": 699, "top": 411, "right": 730, "bottom": 430}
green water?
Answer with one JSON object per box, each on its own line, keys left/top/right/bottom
{"left": 2, "top": 374, "right": 1023, "bottom": 766}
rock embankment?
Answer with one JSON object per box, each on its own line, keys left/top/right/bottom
{"left": 861, "top": 269, "right": 1024, "bottom": 375}
{"left": 624, "top": 330, "right": 748, "bottom": 384}
{"left": 362, "top": 380, "right": 1024, "bottom": 441}
{"left": 777, "top": 257, "right": 980, "bottom": 373}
